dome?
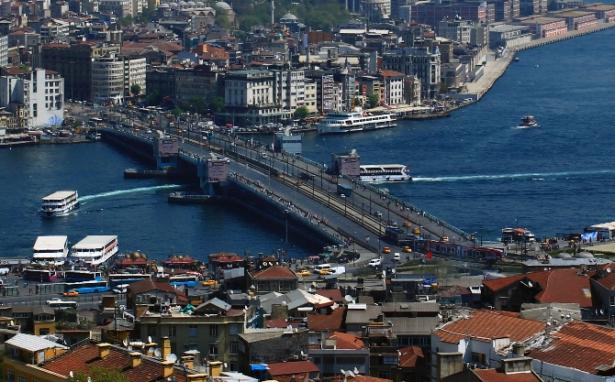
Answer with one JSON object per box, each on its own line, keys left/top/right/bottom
{"left": 215, "top": 1, "right": 232, "bottom": 10}
{"left": 169, "top": 3, "right": 178, "bottom": 8}
{"left": 281, "top": 12, "right": 298, "bottom": 21}
{"left": 187, "top": 1, "right": 195, "bottom": 6}
{"left": 159, "top": 3, "right": 169, "bottom": 8}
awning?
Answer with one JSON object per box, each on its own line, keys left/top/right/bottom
{"left": 250, "top": 364, "right": 269, "bottom": 372}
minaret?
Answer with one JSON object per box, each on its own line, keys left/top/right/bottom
{"left": 271, "top": 0, "right": 275, "bottom": 25}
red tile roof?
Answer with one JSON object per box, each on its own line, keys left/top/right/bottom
{"left": 483, "top": 269, "right": 592, "bottom": 308}
{"left": 398, "top": 346, "right": 424, "bottom": 368}
{"left": 529, "top": 321, "right": 615, "bottom": 374}
{"left": 329, "top": 332, "right": 366, "bottom": 350}
{"left": 435, "top": 310, "right": 545, "bottom": 344}
{"left": 316, "top": 289, "right": 344, "bottom": 302}
{"left": 533, "top": 268, "right": 591, "bottom": 308}
{"left": 472, "top": 369, "right": 542, "bottom": 382}
{"left": 267, "top": 360, "right": 319, "bottom": 376}
{"left": 307, "top": 307, "right": 346, "bottom": 332}
{"left": 251, "top": 265, "right": 298, "bottom": 281}
{"left": 594, "top": 272, "right": 615, "bottom": 290}
{"left": 379, "top": 69, "right": 404, "bottom": 78}
{"left": 41, "top": 343, "right": 188, "bottom": 382}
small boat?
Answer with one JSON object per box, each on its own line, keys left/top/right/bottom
{"left": 41, "top": 190, "right": 79, "bottom": 217}
{"left": 360, "top": 164, "right": 412, "bottom": 184}
{"left": 514, "top": 56, "right": 520, "bottom": 62}
{"left": 518, "top": 115, "right": 539, "bottom": 128}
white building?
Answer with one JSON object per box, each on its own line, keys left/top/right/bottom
{"left": 272, "top": 67, "right": 305, "bottom": 112}
{"left": 124, "top": 56, "right": 146, "bottom": 96}
{"left": 0, "top": 68, "right": 64, "bottom": 128}
{"left": 430, "top": 310, "right": 545, "bottom": 381}
{"left": 40, "top": 19, "right": 70, "bottom": 43}
{"left": 223, "top": 69, "right": 291, "bottom": 125}
{"left": 91, "top": 54, "right": 146, "bottom": 104}
{"left": 380, "top": 69, "right": 404, "bottom": 106}
{"left": 0, "top": 34, "right": 7, "bottom": 67}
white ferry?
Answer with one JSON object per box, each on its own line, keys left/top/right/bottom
{"left": 71, "top": 235, "right": 119, "bottom": 266}
{"left": 360, "top": 164, "right": 412, "bottom": 184}
{"left": 41, "top": 190, "right": 79, "bottom": 217}
{"left": 32, "top": 236, "right": 69, "bottom": 266}
{"left": 317, "top": 109, "right": 396, "bottom": 134}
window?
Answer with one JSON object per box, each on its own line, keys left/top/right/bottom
{"left": 189, "top": 325, "right": 197, "bottom": 337}
{"left": 169, "top": 326, "right": 176, "bottom": 337}
{"left": 230, "top": 341, "right": 238, "bottom": 354}
{"left": 209, "top": 325, "right": 218, "bottom": 337}
{"left": 6, "top": 369, "right": 14, "bottom": 382}
{"left": 610, "top": 295, "right": 615, "bottom": 306}
{"left": 209, "top": 344, "right": 218, "bottom": 355}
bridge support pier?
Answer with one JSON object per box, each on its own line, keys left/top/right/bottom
{"left": 198, "top": 154, "right": 230, "bottom": 196}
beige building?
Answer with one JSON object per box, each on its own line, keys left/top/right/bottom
{"left": 304, "top": 80, "right": 318, "bottom": 114}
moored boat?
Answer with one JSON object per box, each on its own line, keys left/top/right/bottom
{"left": 317, "top": 108, "right": 396, "bottom": 134}
{"left": 32, "top": 236, "right": 69, "bottom": 266}
{"left": 70, "top": 235, "right": 119, "bottom": 266}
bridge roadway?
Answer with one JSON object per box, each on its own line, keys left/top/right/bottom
{"left": 102, "top": 127, "right": 474, "bottom": 258}
{"left": 182, "top": 133, "right": 473, "bottom": 245}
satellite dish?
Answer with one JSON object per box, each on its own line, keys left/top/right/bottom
{"left": 122, "top": 339, "right": 128, "bottom": 347}
{"left": 527, "top": 281, "right": 533, "bottom": 288}
{"left": 353, "top": 367, "right": 359, "bottom": 375}
{"left": 154, "top": 348, "right": 162, "bottom": 358}
{"left": 69, "top": 371, "right": 74, "bottom": 378}
{"left": 147, "top": 336, "right": 153, "bottom": 343}
{"left": 340, "top": 369, "right": 346, "bottom": 375}
{"left": 166, "top": 353, "right": 178, "bottom": 363}
{"left": 87, "top": 377, "right": 92, "bottom": 382}
{"left": 223, "top": 363, "right": 228, "bottom": 369}
{"left": 348, "top": 371, "right": 355, "bottom": 378}
{"left": 9, "top": 320, "right": 14, "bottom": 326}
{"left": 344, "top": 295, "right": 354, "bottom": 304}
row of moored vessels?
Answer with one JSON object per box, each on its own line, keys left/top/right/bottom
{"left": 32, "top": 235, "right": 119, "bottom": 266}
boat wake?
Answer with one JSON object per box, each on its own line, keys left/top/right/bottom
{"left": 80, "top": 184, "right": 182, "bottom": 202}
{"left": 413, "top": 169, "right": 615, "bottom": 183}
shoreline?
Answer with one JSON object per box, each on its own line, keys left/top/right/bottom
{"left": 463, "top": 21, "right": 615, "bottom": 101}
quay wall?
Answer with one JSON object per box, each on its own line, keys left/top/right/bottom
{"left": 466, "top": 20, "right": 615, "bottom": 100}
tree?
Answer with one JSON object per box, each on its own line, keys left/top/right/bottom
{"left": 293, "top": 106, "right": 309, "bottom": 120}
{"left": 188, "top": 96, "right": 207, "bottom": 114}
{"left": 367, "top": 93, "right": 380, "bottom": 109}
{"left": 208, "top": 96, "right": 225, "bottom": 113}
{"left": 69, "top": 367, "right": 129, "bottom": 382}
{"left": 130, "top": 84, "right": 141, "bottom": 97}
{"left": 120, "top": 15, "right": 133, "bottom": 27}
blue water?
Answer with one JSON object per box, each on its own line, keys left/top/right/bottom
{"left": 302, "top": 28, "right": 615, "bottom": 240}
{"left": 0, "top": 143, "right": 312, "bottom": 259}
{"left": 1, "top": 29, "right": 614, "bottom": 258}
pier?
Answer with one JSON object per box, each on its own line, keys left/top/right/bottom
{"left": 100, "top": 127, "right": 475, "bottom": 259}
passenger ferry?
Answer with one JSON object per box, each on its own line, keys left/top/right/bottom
{"left": 317, "top": 109, "right": 396, "bottom": 134}
{"left": 70, "top": 235, "right": 119, "bottom": 266}
{"left": 360, "top": 164, "right": 412, "bottom": 184}
{"left": 32, "top": 236, "right": 69, "bottom": 266}
{"left": 40, "top": 190, "right": 79, "bottom": 217}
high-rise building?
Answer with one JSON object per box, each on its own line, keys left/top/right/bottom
{"left": 41, "top": 42, "right": 119, "bottom": 101}
{"left": 382, "top": 47, "right": 441, "bottom": 99}
{"left": 91, "top": 53, "right": 146, "bottom": 104}
{"left": 0, "top": 34, "right": 7, "bottom": 67}
{"left": 0, "top": 68, "right": 64, "bottom": 128}
{"left": 272, "top": 67, "right": 305, "bottom": 112}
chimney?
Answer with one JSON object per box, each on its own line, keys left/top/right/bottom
{"left": 502, "top": 357, "right": 533, "bottom": 374}
{"left": 97, "top": 343, "right": 111, "bottom": 359}
{"left": 130, "top": 352, "right": 142, "bottom": 368}
{"left": 512, "top": 342, "right": 525, "bottom": 357}
{"left": 162, "top": 336, "right": 171, "bottom": 360}
{"left": 181, "top": 355, "right": 194, "bottom": 369}
{"left": 144, "top": 341, "right": 158, "bottom": 356}
{"left": 436, "top": 352, "right": 463, "bottom": 380}
{"left": 187, "top": 374, "right": 207, "bottom": 382}
{"left": 162, "top": 361, "right": 175, "bottom": 378}
{"left": 208, "top": 361, "right": 222, "bottom": 377}
{"left": 271, "top": 304, "right": 289, "bottom": 320}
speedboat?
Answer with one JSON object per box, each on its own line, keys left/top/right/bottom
{"left": 518, "top": 115, "right": 539, "bottom": 128}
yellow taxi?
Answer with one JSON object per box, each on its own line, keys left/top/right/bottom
{"left": 201, "top": 279, "right": 218, "bottom": 287}
{"left": 402, "top": 245, "right": 412, "bottom": 253}
{"left": 382, "top": 246, "right": 392, "bottom": 254}
{"left": 297, "top": 270, "right": 312, "bottom": 277}
{"left": 63, "top": 290, "right": 79, "bottom": 297}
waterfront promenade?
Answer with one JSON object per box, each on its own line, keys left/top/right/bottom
{"left": 464, "top": 20, "right": 615, "bottom": 100}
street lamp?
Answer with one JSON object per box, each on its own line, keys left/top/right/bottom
{"left": 341, "top": 194, "right": 347, "bottom": 216}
